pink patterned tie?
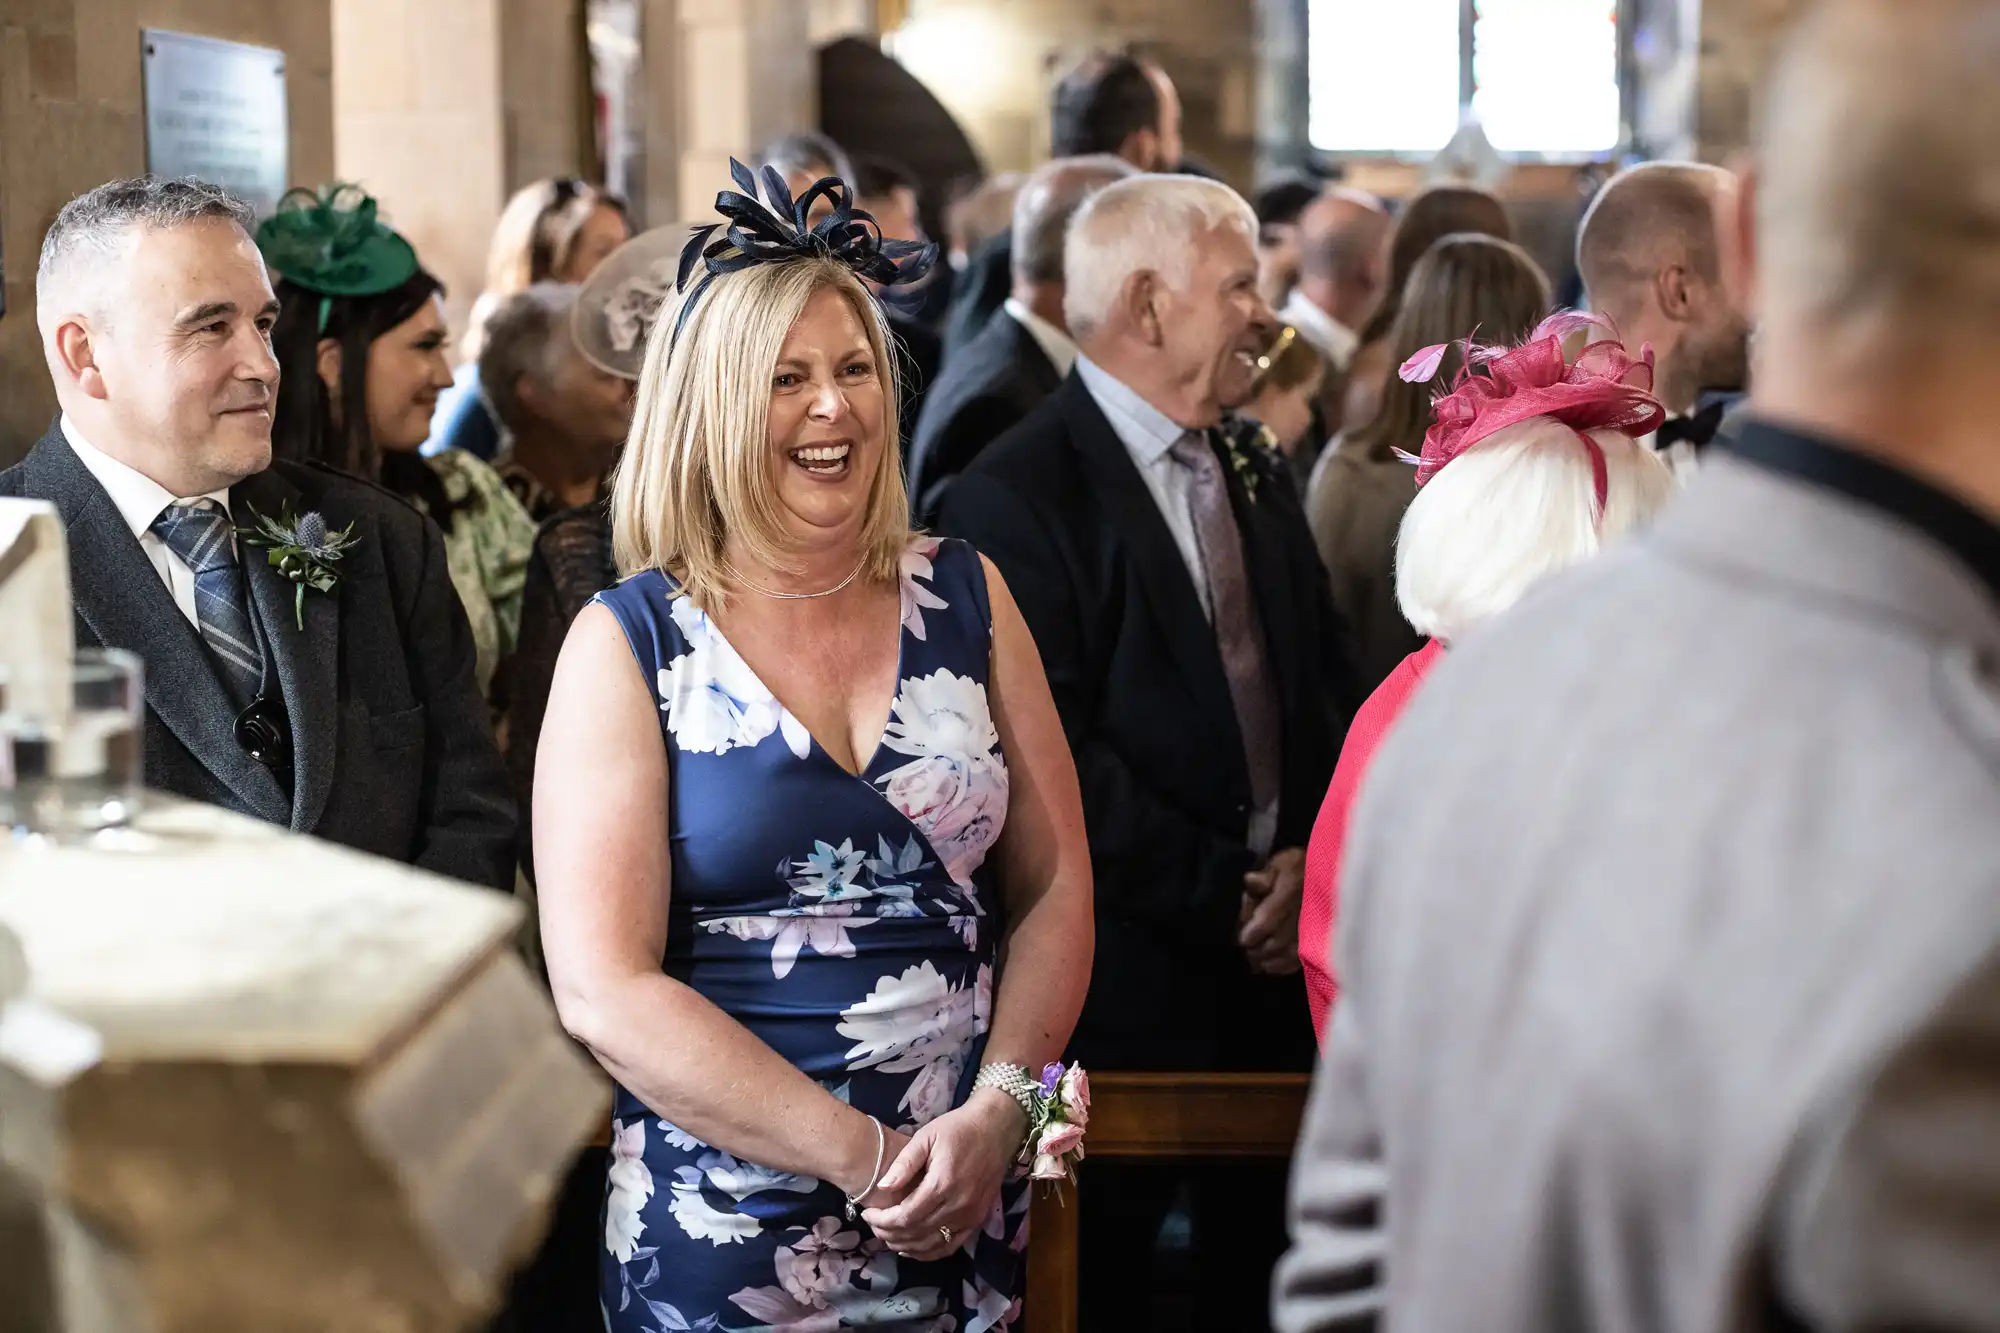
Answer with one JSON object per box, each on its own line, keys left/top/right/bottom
{"left": 1170, "top": 432, "right": 1282, "bottom": 813}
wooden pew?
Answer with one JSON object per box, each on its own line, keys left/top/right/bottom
{"left": 1023, "top": 1072, "right": 1313, "bottom": 1333}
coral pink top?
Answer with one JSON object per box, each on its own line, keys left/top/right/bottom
{"left": 1301, "top": 638, "right": 1447, "bottom": 1043}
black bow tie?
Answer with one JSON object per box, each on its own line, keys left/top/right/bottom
{"left": 1655, "top": 399, "right": 1729, "bottom": 453}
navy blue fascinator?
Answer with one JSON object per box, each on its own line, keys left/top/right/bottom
{"left": 671, "top": 159, "right": 938, "bottom": 346}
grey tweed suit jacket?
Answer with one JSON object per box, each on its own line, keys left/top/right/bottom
{"left": 0, "top": 423, "right": 516, "bottom": 890}
{"left": 1274, "top": 434, "right": 2000, "bottom": 1332}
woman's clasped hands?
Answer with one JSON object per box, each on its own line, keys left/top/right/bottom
{"left": 857, "top": 1089, "right": 1027, "bottom": 1262}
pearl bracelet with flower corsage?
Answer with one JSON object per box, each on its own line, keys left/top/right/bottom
{"left": 976, "top": 1060, "right": 1092, "bottom": 1185}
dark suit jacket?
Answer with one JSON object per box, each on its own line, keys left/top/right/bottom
{"left": 938, "top": 375, "right": 1352, "bottom": 1071}
{"left": 942, "top": 228, "right": 1013, "bottom": 362}
{"left": 906, "top": 307, "right": 1062, "bottom": 522}
{"left": 0, "top": 423, "right": 516, "bottom": 889}
{"left": 889, "top": 311, "right": 943, "bottom": 461}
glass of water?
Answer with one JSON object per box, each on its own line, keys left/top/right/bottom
{"left": 0, "top": 649, "right": 146, "bottom": 840}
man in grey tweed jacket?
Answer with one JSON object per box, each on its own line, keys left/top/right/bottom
{"left": 1274, "top": 2, "right": 2000, "bottom": 1330}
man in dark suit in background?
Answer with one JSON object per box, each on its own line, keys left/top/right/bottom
{"left": 763, "top": 138, "right": 944, "bottom": 452}
{"left": 907, "top": 154, "right": 1133, "bottom": 520}
{"left": 2, "top": 177, "right": 514, "bottom": 889}
{"left": 940, "top": 173, "right": 1349, "bottom": 1332}
{"left": 941, "top": 52, "right": 1184, "bottom": 359}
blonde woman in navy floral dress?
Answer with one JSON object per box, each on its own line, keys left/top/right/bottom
{"left": 535, "top": 171, "right": 1094, "bottom": 1333}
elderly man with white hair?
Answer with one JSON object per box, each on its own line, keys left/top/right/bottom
{"left": 938, "top": 173, "right": 1351, "bottom": 1331}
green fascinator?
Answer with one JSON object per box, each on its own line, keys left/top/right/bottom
{"left": 255, "top": 184, "right": 420, "bottom": 322}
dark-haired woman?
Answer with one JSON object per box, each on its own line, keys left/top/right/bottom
{"left": 259, "top": 186, "right": 536, "bottom": 706}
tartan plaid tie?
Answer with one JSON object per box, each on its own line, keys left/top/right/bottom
{"left": 149, "top": 499, "right": 264, "bottom": 704}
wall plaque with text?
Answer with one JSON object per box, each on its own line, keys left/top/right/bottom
{"left": 142, "top": 30, "right": 289, "bottom": 217}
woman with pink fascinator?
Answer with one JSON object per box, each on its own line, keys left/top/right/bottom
{"left": 1299, "top": 313, "right": 1679, "bottom": 1041}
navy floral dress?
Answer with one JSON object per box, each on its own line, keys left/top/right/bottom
{"left": 593, "top": 537, "right": 1027, "bottom": 1333}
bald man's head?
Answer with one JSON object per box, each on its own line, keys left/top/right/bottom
{"left": 1577, "top": 164, "right": 1731, "bottom": 325}
{"left": 1757, "top": 0, "right": 2000, "bottom": 350}
{"left": 1576, "top": 162, "right": 1747, "bottom": 411}
{"left": 1294, "top": 187, "right": 1390, "bottom": 331}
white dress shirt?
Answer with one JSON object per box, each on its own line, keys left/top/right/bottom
{"left": 1003, "top": 298, "right": 1081, "bottom": 378}
{"left": 1636, "top": 429, "right": 1702, "bottom": 487}
{"left": 62, "top": 416, "right": 234, "bottom": 629}
{"left": 1278, "top": 290, "right": 1361, "bottom": 373}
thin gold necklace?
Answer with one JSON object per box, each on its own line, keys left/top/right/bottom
{"left": 723, "top": 557, "right": 867, "bottom": 600}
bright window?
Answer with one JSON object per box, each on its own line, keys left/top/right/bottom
{"left": 1473, "top": 0, "right": 1621, "bottom": 155}
{"left": 1309, "top": 0, "right": 1622, "bottom": 158}
{"left": 1307, "top": 0, "right": 1462, "bottom": 155}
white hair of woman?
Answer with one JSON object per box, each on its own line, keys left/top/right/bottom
{"left": 1393, "top": 314, "right": 1679, "bottom": 643}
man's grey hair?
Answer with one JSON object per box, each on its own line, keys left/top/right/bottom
{"left": 478, "top": 282, "right": 581, "bottom": 431}
{"left": 1063, "top": 174, "right": 1258, "bottom": 341}
{"left": 36, "top": 176, "right": 256, "bottom": 322}
{"left": 1011, "top": 155, "right": 1137, "bottom": 287}
{"left": 756, "top": 131, "right": 855, "bottom": 188}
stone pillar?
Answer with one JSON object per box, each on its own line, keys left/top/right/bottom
{"left": 632, "top": 0, "right": 814, "bottom": 228}
{"left": 1254, "top": 0, "right": 1310, "bottom": 178}
{"left": 1628, "top": 0, "right": 1703, "bottom": 160}
{"left": 635, "top": 0, "right": 681, "bottom": 229}
{"left": 0, "top": 0, "right": 334, "bottom": 467}
{"left": 333, "top": 0, "right": 598, "bottom": 337}
{"left": 808, "top": 0, "right": 879, "bottom": 46}
{"left": 500, "top": 0, "right": 594, "bottom": 189}
{"left": 674, "top": 0, "right": 814, "bottom": 219}
{"left": 332, "top": 0, "right": 506, "bottom": 336}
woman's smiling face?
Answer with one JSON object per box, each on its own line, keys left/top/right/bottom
{"left": 763, "top": 285, "right": 888, "bottom": 543}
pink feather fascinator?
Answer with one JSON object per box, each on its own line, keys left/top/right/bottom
{"left": 1397, "top": 311, "right": 1668, "bottom": 489}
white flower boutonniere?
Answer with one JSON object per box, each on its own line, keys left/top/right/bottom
{"left": 1226, "top": 437, "right": 1261, "bottom": 501}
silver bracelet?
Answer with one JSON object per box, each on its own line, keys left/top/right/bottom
{"left": 973, "top": 1062, "right": 1040, "bottom": 1120}
{"left": 843, "top": 1115, "right": 887, "bottom": 1220}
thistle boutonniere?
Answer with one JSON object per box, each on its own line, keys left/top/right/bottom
{"left": 238, "top": 509, "right": 358, "bottom": 629}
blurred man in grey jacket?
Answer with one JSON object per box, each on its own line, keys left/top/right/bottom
{"left": 1274, "top": 3, "right": 2000, "bottom": 1330}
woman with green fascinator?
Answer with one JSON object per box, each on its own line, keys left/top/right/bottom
{"left": 257, "top": 185, "right": 537, "bottom": 710}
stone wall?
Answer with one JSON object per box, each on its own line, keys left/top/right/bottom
{"left": 332, "top": 0, "right": 602, "bottom": 341}
{"left": 0, "top": 0, "right": 334, "bottom": 466}
{"left": 500, "top": 0, "right": 591, "bottom": 191}
{"left": 332, "top": 0, "right": 506, "bottom": 339}
{"left": 1696, "top": 0, "right": 1806, "bottom": 159}
{"left": 885, "top": 0, "right": 1260, "bottom": 188}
